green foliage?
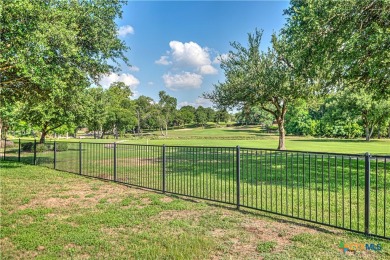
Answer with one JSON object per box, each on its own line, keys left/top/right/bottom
{"left": 55, "top": 142, "right": 68, "bottom": 152}
{"left": 283, "top": 0, "right": 390, "bottom": 98}
{"left": 257, "top": 241, "right": 277, "bottom": 253}
{"left": 21, "top": 142, "right": 34, "bottom": 152}
{"left": 104, "top": 82, "right": 136, "bottom": 139}
{"left": 195, "top": 106, "right": 208, "bottom": 127}
{"left": 1, "top": 0, "right": 129, "bottom": 100}
{"left": 35, "top": 143, "right": 48, "bottom": 153}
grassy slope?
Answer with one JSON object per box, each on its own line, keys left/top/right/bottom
{"left": 1, "top": 161, "right": 389, "bottom": 259}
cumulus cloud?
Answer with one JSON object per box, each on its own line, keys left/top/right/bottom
{"left": 99, "top": 73, "right": 140, "bottom": 92}
{"left": 162, "top": 72, "right": 203, "bottom": 91}
{"left": 213, "top": 53, "right": 230, "bottom": 64}
{"left": 118, "top": 25, "right": 134, "bottom": 36}
{"left": 155, "top": 56, "right": 171, "bottom": 65}
{"left": 178, "top": 97, "right": 213, "bottom": 108}
{"left": 156, "top": 41, "right": 218, "bottom": 75}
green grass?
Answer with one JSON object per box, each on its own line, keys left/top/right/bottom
{"left": 3, "top": 141, "right": 390, "bottom": 237}
{"left": 12, "top": 125, "right": 390, "bottom": 155}
{"left": 1, "top": 160, "right": 389, "bottom": 259}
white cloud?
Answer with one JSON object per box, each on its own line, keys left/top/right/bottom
{"left": 162, "top": 72, "right": 203, "bottom": 91}
{"left": 118, "top": 25, "right": 134, "bottom": 36}
{"left": 129, "top": 66, "right": 140, "bottom": 72}
{"left": 199, "top": 64, "right": 218, "bottom": 75}
{"left": 178, "top": 97, "right": 213, "bottom": 108}
{"left": 155, "top": 56, "right": 171, "bottom": 65}
{"left": 99, "top": 73, "right": 140, "bottom": 92}
{"left": 156, "top": 41, "right": 218, "bottom": 75}
{"left": 195, "top": 97, "right": 213, "bottom": 108}
{"left": 213, "top": 53, "right": 230, "bottom": 64}
{"left": 147, "top": 81, "right": 154, "bottom": 85}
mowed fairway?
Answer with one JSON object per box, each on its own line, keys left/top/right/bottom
{"left": 32, "top": 126, "right": 390, "bottom": 155}
{"left": 1, "top": 160, "right": 390, "bottom": 259}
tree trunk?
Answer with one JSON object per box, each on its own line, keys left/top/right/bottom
{"left": 276, "top": 118, "right": 286, "bottom": 150}
{"left": 365, "top": 126, "right": 374, "bottom": 141}
{"left": 388, "top": 124, "right": 390, "bottom": 138}
{"left": 377, "top": 128, "right": 381, "bottom": 139}
{"left": 365, "top": 127, "right": 370, "bottom": 141}
{"left": 165, "top": 123, "right": 168, "bottom": 136}
{"left": 0, "top": 118, "right": 3, "bottom": 140}
{"left": 160, "top": 127, "right": 164, "bottom": 136}
{"left": 94, "top": 131, "right": 96, "bottom": 139}
{"left": 40, "top": 130, "right": 47, "bottom": 144}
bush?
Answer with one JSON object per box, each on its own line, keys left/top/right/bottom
{"left": 55, "top": 142, "right": 68, "bottom": 151}
{"left": 36, "top": 143, "right": 48, "bottom": 152}
{"left": 21, "top": 142, "right": 34, "bottom": 152}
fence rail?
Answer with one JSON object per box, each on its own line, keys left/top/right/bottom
{"left": 2, "top": 138, "right": 389, "bottom": 240}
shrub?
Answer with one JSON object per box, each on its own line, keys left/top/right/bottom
{"left": 36, "top": 143, "right": 48, "bottom": 153}
{"left": 21, "top": 142, "right": 34, "bottom": 152}
{"left": 55, "top": 142, "right": 68, "bottom": 151}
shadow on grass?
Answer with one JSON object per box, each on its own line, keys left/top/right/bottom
{"left": 164, "top": 193, "right": 345, "bottom": 236}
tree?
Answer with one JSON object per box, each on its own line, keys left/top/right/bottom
{"left": 282, "top": 0, "right": 390, "bottom": 99}
{"left": 205, "top": 30, "right": 310, "bottom": 150}
{"left": 17, "top": 85, "right": 90, "bottom": 143}
{"left": 157, "top": 91, "right": 177, "bottom": 136}
{"left": 214, "top": 109, "right": 231, "bottom": 124}
{"left": 86, "top": 87, "right": 108, "bottom": 138}
{"left": 104, "top": 82, "right": 136, "bottom": 139}
{"left": 195, "top": 106, "right": 208, "bottom": 127}
{"left": 336, "top": 89, "right": 390, "bottom": 141}
{"left": 1, "top": 0, "right": 129, "bottom": 100}
{"left": 134, "top": 95, "right": 154, "bottom": 134}
{"left": 177, "top": 105, "right": 196, "bottom": 125}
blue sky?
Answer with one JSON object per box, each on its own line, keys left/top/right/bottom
{"left": 99, "top": 0, "right": 290, "bottom": 108}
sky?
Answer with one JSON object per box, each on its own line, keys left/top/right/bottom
{"left": 99, "top": 0, "right": 290, "bottom": 108}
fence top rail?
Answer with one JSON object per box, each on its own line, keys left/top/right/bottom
{"left": 5, "top": 138, "right": 389, "bottom": 158}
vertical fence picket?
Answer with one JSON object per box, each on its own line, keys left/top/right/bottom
{"left": 364, "top": 152, "right": 370, "bottom": 235}
{"left": 162, "top": 144, "right": 166, "bottom": 193}
{"left": 33, "top": 139, "right": 37, "bottom": 165}
{"left": 236, "top": 146, "right": 240, "bottom": 210}
{"left": 18, "top": 138, "right": 21, "bottom": 162}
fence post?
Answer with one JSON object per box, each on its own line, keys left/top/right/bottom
{"left": 236, "top": 146, "right": 240, "bottom": 210}
{"left": 53, "top": 141, "right": 56, "bottom": 170}
{"left": 33, "top": 139, "right": 37, "bottom": 165}
{"left": 3, "top": 137, "right": 6, "bottom": 161}
{"left": 364, "top": 152, "right": 371, "bottom": 236}
{"left": 18, "top": 138, "right": 21, "bottom": 162}
{"left": 113, "top": 142, "right": 117, "bottom": 181}
{"left": 162, "top": 144, "right": 166, "bottom": 193}
{"left": 79, "top": 142, "right": 82, "bottom": 175}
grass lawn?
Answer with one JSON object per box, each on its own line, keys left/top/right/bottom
{"left": 1, "top": 160, "right": 389, "bottom": 259}
{"left": 15, "top": 126, "right": 389, "bottom": 155}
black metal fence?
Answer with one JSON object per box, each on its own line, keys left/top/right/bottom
{"left": 2, "top": 138, "right": 389, "bottom": 240}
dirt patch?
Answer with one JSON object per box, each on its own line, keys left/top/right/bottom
{"left": 209, "top": 212, "right": 324, "bottom": 259}
{"left": 14, "top": 179, "right": 144, "bottom": 212}
{"left": 159, "top": 197, "right": 173, "bottom": 203}
{"left": 154, "top": 209, "right": 204, "bottom": 221}
{"left": 140, "top": 197, "right": 152, "bottom": 205}
{"left": 0, "top": 238, "right": 38, "bottom": 259}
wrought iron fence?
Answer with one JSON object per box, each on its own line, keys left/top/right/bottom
{"left": 2, "top": 138, "right": 389, "bottom": 240}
